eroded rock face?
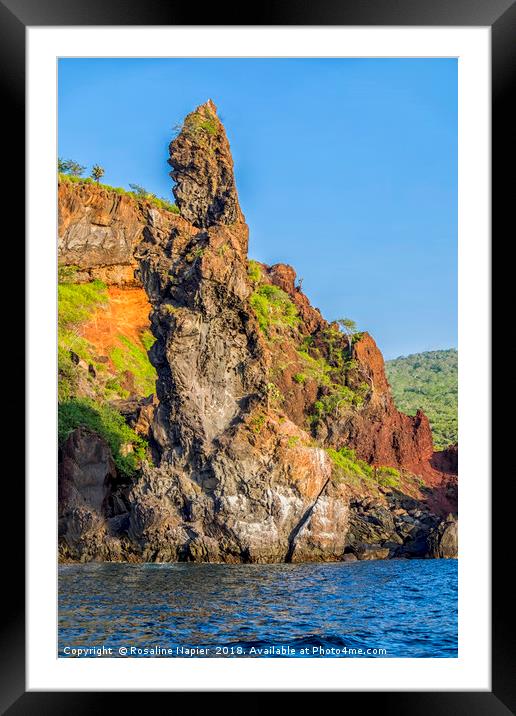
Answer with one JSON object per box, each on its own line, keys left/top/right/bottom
{"left": 58, "top": 182, "right": 180, "bottom": 285}
{"left": 58, "top": 101, "right": 457, "bottom": 563}
{"left": 58, "top": 428, "right": 129, "bottom": 561}
{"left": 427, "top": 515, "right": 458, "bottom": 558}
{"left": 432, "top": 443, "right": 458, "bottom": 474}
{"left": 322, "top": 333, "right": 434, "bottom": 468}
{"left": 346, "top": 492, "right": 457, "bottom": 560}
{"left": 116, "top": 101, "right": 348, "bottom": 563}
{"left": 169, "top": 100, "right": 245, "bottom": 228}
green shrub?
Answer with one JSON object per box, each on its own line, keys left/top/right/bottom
{"left": 185, "top": 112, "right": 218, "bottom": 137}
{"left": 296, "top": 349, "right": 332, "bottom": 387}
{"left": 248, "top": 259, "right": 262, "bottom": 283}
{"left": 308, "top": 385, "right": 355, "bottom": 428}
{"left": 376, "top": 466, "right": 401, "bottom": 488}
{"left": 293, "top": 372, "right": 307, "bottom": 384}
{"left": 250, "top": 283, "right": 299, "bottom": 336}
{"left": 58, "top": 159, "right": 86, "bottom": 177}
{"left": 250, "top": 413, "right": 266, "bottom": 434}
{"left": 58, "top": 398, "right": 147, "bottom": 477}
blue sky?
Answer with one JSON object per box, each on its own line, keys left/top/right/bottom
{"left": 58, "top": 58, "right": 457, "bottom": 359}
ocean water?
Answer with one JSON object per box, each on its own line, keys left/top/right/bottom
{"left": 58, "top": 559, "right": 457, "bottom": 658}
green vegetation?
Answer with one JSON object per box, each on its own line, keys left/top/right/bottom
{"left": 91, "top": 164, "right": 105, "bottom": 183}
{"left": 110, "top": 335, "right": 157, "bottom": 396}
{"left": 293, "top": 372, "right": 307, "bottom": 384}
{"left": 184, "top": 111, "right": 218, "bottom": 137}
{"left": 266, "top": 381, "right": 284, "bottom": 409}
{"left": 297, "top": 344, "right": 368, "bottom": 428}
{"left": 297, "top": 354, "right": 327, "bottom": 384}
{"left": 250, "top": 412, "right": 266, "bottom": 434}
{"left": 336, "top": 317, "right": 357, "bottom": 354}
{"left": 185, "top": 246, "right": 205, "bottom": 263}
{"left": 58, "top": 398, "right": 147, "bottom": 477}
{"left": 58, "top": 275, "right": 157, "bottom": 401}
{"left": 58, "top": 279, "right": 109, "bottom": 400}
{"left": 128, "top": 183, "right": 179, "bottom": 213}
{"left": 140, "top": 330, "right": 155, "bottom": 351}
{"left": 247, "top": 262, "right": 367, "bottom": 425}
{"left": 250, "top": 283, "right": 300, "bottom": 335}
{"left": 250, "top": 283, "right": 299, "bottom": 338}
{"left": 247, "top": 259, "right": 262, "bottom": 284}
{"left": 375, "top": 466, "right": 402, "bottom": 488}
{"left": 58, "top": 158, "right": 86, "bottom": 177}
{"left": 309, "top": 385, "right": 359, "bottom": 426}
{"left": 58, "top": 275, "right": 156, "bottom": 476}
{"left": 58, "top": 278, "right": 108, "bottom": 328}
{"left": 386, "top": 349, "right": 457, "bottom": 450}
{"left": 326, "top": 446, "right": 401, "bottom": 489}
{"left": 58, "top": 173, "right": 179, "bottom": 214}
{"left": 59, "top": 173, "right": 94, "bottom": 184}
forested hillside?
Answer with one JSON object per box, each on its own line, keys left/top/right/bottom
{"left": 386, "top": 349, "right": 457, "bottom": 450}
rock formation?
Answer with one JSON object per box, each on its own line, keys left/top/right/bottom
{"left": 58, "top": 100, "right": 458, "bottom": 563}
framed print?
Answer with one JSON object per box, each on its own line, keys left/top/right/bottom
{"left": 2, "top": 0, "right": 514, "bottom": 709}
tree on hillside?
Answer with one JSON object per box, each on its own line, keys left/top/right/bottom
{"left": 129, "top": 183, "right": 150, "bottom": 199}
{"left": 337, "top": 317, "right": 357, "bottom": 355}
{"left": 58, "top": 158, "right": 86, "bottom": 177}
{"left": 91, "top": 165, "right": 105, "bottom": 183}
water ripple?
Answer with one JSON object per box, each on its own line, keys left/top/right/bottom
{"left": 59, "top": 559, "right": 457, "bottom": 658}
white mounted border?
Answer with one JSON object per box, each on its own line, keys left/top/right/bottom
{"left": 26, "top": 26, "right": 490, "bottom": 691}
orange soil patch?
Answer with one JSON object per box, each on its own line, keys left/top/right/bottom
{"left": 80, "top": 286, "right": 152, "bottom": 356}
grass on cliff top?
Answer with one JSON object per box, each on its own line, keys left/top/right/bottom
{"left": 326, "top": 446, "right": 401, "bottom": 490}
{"left": 58, "top": 397, "right": 147, "bottom": 478}
{"left": 58, "top": 173, "right": 179, "bottom": 214}
{"left": 386, "top": 349, "right": 457, "bottom": 450}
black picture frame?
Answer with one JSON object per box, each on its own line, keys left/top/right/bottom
{"left": 2, "top": 0, "right": 514, "bottom": 709}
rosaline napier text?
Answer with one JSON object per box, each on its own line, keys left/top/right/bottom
{"left": 63, "top": 644, "right": 377, "bottom": 657}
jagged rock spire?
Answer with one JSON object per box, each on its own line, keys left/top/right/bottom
{"left": 169, "top": 100, "right": 245, "bottom": 229}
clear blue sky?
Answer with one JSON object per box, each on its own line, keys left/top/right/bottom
{"left": 58, "top": 58, "right": 457, "bottom": 359}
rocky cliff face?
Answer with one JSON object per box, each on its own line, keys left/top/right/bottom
{"left": 58, "top": 100, "right": 457, "bottom": 563}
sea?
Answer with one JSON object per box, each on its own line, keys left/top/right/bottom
{"left": 58, "top": 558, "right": 457, "bottom": 658}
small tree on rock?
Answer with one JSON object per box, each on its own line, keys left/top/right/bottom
{"left": 337, "top": 317, "right": 357, "bottom": 355}
{"left": 129, "top": 183, "right": 150, "bottom": 199}
{"left": 91, "top": 165, "right": 105, "bottom": 183}
{"left": 58, "top": 158, "right": 86, "bottom": 177}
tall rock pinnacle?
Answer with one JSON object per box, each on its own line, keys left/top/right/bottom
{"left": 169, "top": 100, "right": 245, "bottom": 228}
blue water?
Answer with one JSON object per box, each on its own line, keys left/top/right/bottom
{"left": 58, "top": 559, "right": 457, "bottom": 658}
